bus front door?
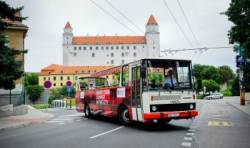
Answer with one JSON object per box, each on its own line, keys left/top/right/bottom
{"left": 131, "top": 66, "right": 143, "bottom": 121}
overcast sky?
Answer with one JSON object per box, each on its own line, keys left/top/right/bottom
{"left": 6, "top": 0, "right": 236, "bottom": 72}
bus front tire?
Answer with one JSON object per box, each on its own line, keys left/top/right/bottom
{"left": 118, "top": 106, "right": 130, "bottom": 125}
{"left": 84, "top": 104, "right": 92, "bottom": 118}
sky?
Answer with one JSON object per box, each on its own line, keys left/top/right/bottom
{"left": 6, "top": 0, "right": 236, "bottom": 72}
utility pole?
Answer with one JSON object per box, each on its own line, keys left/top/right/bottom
{"left": 235, "top": 44, "right": 245, "bottom": 105}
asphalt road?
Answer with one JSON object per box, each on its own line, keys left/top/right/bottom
{"left": 0, "top": 99, "right": 249, "bottom": 148}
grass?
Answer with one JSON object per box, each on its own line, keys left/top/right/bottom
{"left": 32, "top": 104, "right": 49, "bottom": 109}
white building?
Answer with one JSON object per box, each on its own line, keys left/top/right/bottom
{"left": 63, "top": 15, "right": 160, "bottom": 66}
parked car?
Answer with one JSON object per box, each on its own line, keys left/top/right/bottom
{"left": 205, "top": 92, "right": 223, "bottom": 100}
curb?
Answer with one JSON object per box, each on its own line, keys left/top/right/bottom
{"left": 226, "top": 101, "right": 250, "bottom": 116}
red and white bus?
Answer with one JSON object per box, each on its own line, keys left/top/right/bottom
{"left": 75, "top": 58, "right": 198, "bottom": 125}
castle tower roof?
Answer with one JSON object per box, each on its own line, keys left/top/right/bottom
{"left": 146, "top": 15, "right": 158, "bottom": 25}
{"left": 64, "top": 21, "right": 72, "bottom": 29}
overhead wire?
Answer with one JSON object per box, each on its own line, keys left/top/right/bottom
{"left": 176, "top": 0, "right": 200, "bottom": 46}
{"left": 89, "top": 0, "right": 137, "bottom": 34}
{"left": 162, "top": 0, "right": 194, "bottom": 47}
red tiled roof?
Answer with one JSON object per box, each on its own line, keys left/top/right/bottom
{"left": 147, "top": 15, "right": 158, "bottom": 25}
{"left": 64, "top": 21, "right": 72, "bottom": 29}
{"left": 40, "top": 64, "right": 112, "bottom": 76}
{"left": 72, "top": 36, "right": 146, "bottom": 45}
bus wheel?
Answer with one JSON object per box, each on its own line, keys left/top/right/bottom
{"left": 118, "top": 106, "right": 130, "bottom": 125}
{"left": 84, "top": 104, "right": 92, "bottom": 118}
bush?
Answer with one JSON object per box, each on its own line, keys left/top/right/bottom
{"left": 32, "top": 104, "right": 49, "bottom": 109}
{"left": 222, "top": 89, "right": 232, "bottom": 96}
{"left": 202, "top": 79, "right": 220, "bottom": 92}
{"left": 27, "top": 85, "right": 44, "bottom": 102}
{"left": 48, "top": 88, "right": 63, "bottom": 104}
{"left": 197, "top": 94, "right": 206, "bottom": 99}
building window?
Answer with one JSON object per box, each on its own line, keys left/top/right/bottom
{"left": 88, "top": 70, "right": 90, "bottom": 73}
{"left": 75, "top": 76, "right": 78, "bottom": 80}
{"left": 127, "top": 46, "right": 129, "bottom": 50}
{"left": 43, "top": 77, "right": 46, "bottom": 81}
{"left": 116, "top": 46, "right": 119, "bottom": 50}
{"left": 60, "top": 83, "right": 63, "bottom": 86}
{"left": 121, "top": 60, "right": 125, "bottom": 64}
{"left": 101, "top": 46, "right": 104, "bottom": 50}
{"left": 53, "top": 76, "right": 56, "bottom": 80}
{"left": 90, "top": 46, "right": 92, "bottom": 50}
{"left": 106, "top": 46, "right": 109, "bottom": 50}
{"left": 74, "top": 47, "right": 77, "bottom": 50}
{"left": 73, "top": 53, "right": 77, "bottom": 56}
{"left": 81, "top": 70, "right": 84, "bottom": 73}
{"left": 121, "top": 52, "right": 124, "bottom": 57}
{"left": 53, "top": 83, "right": 56, "bottom": 87}
{"left": 67, "top": 76, "right": 70, "bottom": 80}
{"left": 121, "top": 46, "right": 124, "bottom": 50}
{"left": 133, "top": 46, "right": 136, "bottom": 50}
{"left": 96, "top": 46, "right": 98, "bottom": 50}
{"left": 111, "top": 46, "right": 114, "bottom": 50}
{"left": 79, "top": 46, "right": 81, "bottom": 50}
{"left": 83, "top": 46, "right": 86, "bottom": 50}
{"left": 48, "top": 77, "right": 50, "bottom": 80}
{"left": 60, "top": 76, "right": 63, "bottom": 80}
{"left": 111, "top": 60, "right": 114, "bottom": 64}
{"left": 133, "top": 52, "right": 137, "bottom": 57}
{"left": 111, "top": 53, "right": 114, "bottom": 57}
{"left": 92, "top": 53, "right": 95, "bottom": 57}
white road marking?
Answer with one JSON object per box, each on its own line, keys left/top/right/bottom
{"left": 181, "top": 142, "right": 192, "bottom": 147}
{"left": 186, "top": 133, "right": 194, "bottom": 136}
{"left": 188, "top": 129, "right": 195, "bottom": 132}
{"left": 184, "top": 137, "right": 193, "bottom": 141}
{"left": 89, "top": 126, "right": 124, "bottom": 139}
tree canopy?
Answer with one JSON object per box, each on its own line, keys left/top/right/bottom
{"left": 226, "top": 0, "right": 250, "bottom": 91}
{"left": 0, "top": 1, "right": 26, "bottom": 90}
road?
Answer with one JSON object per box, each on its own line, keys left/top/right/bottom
{"left": 0, "top": 99, "right": 249, "bottom": 148}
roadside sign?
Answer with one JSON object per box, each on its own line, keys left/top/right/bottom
{"left": 44, "top": 80, "right": 52, "bottom": 89}
{"left": 67, "top": 86, "right": 72, "bottom": 93}
{"left": 236, "top": 55, "right": 245, "bottom": 68}
{"left": 66, "top": 81, "right": 72, "bottom": 87}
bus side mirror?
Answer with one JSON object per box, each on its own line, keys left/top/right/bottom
{"left": 141, "top": 67, "right": 146, "bottom": 78}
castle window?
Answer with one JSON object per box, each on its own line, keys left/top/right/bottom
{"left": 106, "top": 46, "right": 109, "bottom": 50}
{"left": 111, "top": 52, "right": 114, "bottom": 57}
{"left": 81, "top": 70, "right": 84, "bottom": 73}
{"left": 121, "top": 52, "right": 125, "bottom": 57}
{"left": 111, "top": 60, "right": 114, "bottom": 64}
{"left": 121, "top": 60, "right": 125, "bottom": 64}
{"left": 53, "top": 76, "right": 56, "bottom": 80}
{"left": 83, "top": 46, "right": 86, "bottom": 50}
{"left": 96, "top": 46, "right": 98, "bottom": 50}
{"left": 90, "top": 46, "right": 92, "bottom": 50}
{"left": 48, "top": 77, "right": 50, "bottom": 80}
{"left": 75, "top": 76, "right": 78, "bottom": 80}
{"left": 60, "top": 83, "right": 63, "bottom": 86}
{"left": 133, "top": 46, "right": 136, "bottom": 50}
{"left": 60, "top": 76, "right": 63, "bottom": 80}
{"left": 43, "top": 77, "right": 46, "bottom": 81}
{"left": 54, "top": 83, "right": 56, "bottom": 86}
{"left": 79, "top": 46, "right": 81, "bottom": 50}
{"left": 116, "top": 46, "right": 119, "bottom": 49}
{"left": 101, "top": 46, "right": 104, "bottom": 50}
{"left": 92, "top": 53, "right": 95, "bottom": 57}
{"left": 111, "top": 46, "right": 114, "bottom": 50}
{"left": 127, "top": 46, "right": 129, "bottom": 50}
{"left": 133, "top": 52, "right": 137, "bottom": 57}
{"left": 67, "top": 76, "right": 70, "bottom": 80}
{"left": 121, "top": 46, "right": 124, "bottom": 50}
{"left": 74, "top": 47, "right": 77, "bottom": 50}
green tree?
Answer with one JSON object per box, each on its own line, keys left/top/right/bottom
{"left": 26, "top": 85, "right": 44, "bottom": 103}
{"left": 231, "top": 76, "right": 240, "bottom": 96}
{"left": 24, "top": 73, "right": 39, "bottom": 88}
{"left": 202, "top": 79, "right": 220, "bottom": 93}
{"left": 218, "top": 66, "right": 234, "bottom": 85}
{"left": 226, "top": 0, "right": 250, "bottom": 91}
{"left": 60, "top": 85, "right": 76, "bottom": 98}
{"left": 0, "top": 1, "right": 26, "bottom": 90}
{"left": 48, "top": 88, "right": 63, "bottom": 104}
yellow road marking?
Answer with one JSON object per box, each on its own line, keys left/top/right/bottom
{"left": 208, "top": 120, "right": 232, "bottom": 127}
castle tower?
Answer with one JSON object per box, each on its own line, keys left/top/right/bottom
{"left": 145, "top": 15, "right": 160, "bottom": 57}
{"left": 63, "top": 21, "right": 73, "bottom": 65}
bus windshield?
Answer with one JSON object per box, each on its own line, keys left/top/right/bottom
{"left": 142, "top": 59, "right": 192, "bottom": 91}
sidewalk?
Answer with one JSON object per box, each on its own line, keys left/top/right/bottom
{"left": 0, "top": 105, "right": 53, "bottom": 131}
{"left": 224, "top": 96, "right": 250, "bottom": 116}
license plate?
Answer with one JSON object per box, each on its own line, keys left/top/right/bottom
{"left": 168, "top": 113, "right": 179, "bottom": 117}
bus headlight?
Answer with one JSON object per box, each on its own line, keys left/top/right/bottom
{"left": 152, "top": 106, "right": 157, "bottom": 111}
{"left": 190, "top": 104, "right": 194, "bottom": 109}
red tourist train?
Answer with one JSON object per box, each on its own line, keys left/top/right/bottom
{"left": 75, "top": 58, "right": 198, "bottom": 124}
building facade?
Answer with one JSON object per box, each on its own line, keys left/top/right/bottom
{"left": 63, "top": 15, "right": 160, "bottom": 66}
{"left": 39, "top": 64, "right": 111, "bottom": 88}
